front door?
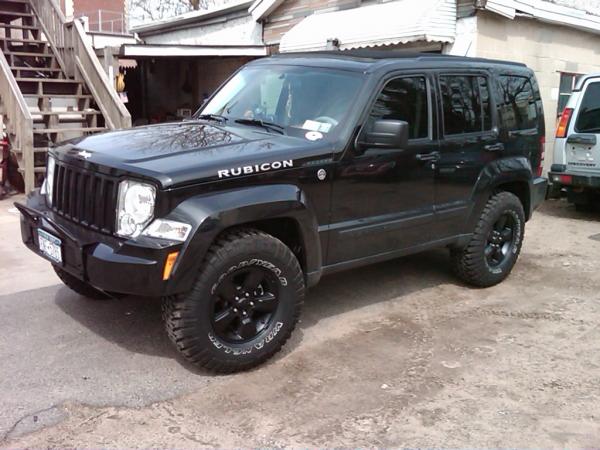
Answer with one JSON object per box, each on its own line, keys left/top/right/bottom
{"left": 327, "top": 74, "right": 438, "bottom": 265}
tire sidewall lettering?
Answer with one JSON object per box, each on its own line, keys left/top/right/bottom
{"left": 210, "top": 258, "right": 288, "bottom": 296}
{"left": 208, "top": 321, "right": 285, "bottom": 355}
{"left": 208, "top": 257, "right": 290, "bottom": 357}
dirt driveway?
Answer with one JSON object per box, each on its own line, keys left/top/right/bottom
{"left": 1, "top": 197, "right": 599, "bottom": 448}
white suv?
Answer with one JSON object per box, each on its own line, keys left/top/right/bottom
{"left": 549, "top": 73, "right": 600, "bottom": 210}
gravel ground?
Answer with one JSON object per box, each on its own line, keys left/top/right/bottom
{"left": 1, "top": 196, "right": 599, "bottom": 448}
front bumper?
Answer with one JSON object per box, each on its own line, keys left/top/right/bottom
{"left": 16, "top": 190, "right": 184, "bottom": 296}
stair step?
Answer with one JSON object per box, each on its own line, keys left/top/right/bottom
{"left": 8, "top": 51, "right": 52, "bottom": 58}
{"left": 33, "top": 110, "right": 101, "bottom": 115}
{"left": 0, "top": 23, "right": 38, "bottom": 30}
{"left": 17, "top": 77, "right": 80, "bottom": 83}
{"left": 33, "top": 127, "right": 106, "bottom": 134}
{"left": 11, "top": 66, "right": 60, "bottom": 71}
{"left": 24, "top": 93, "right": 93, "bottom": 99}
{"left": 2, "top": 37, "right": 45, "bottom": 44}
{"left": 0, "top": 0, "right": 32, "bottom": 3}
{"left": 0, "top": 11, "right": 34, "bottom": 18}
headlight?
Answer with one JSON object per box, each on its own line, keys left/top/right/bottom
{"left": 41, "top": 156, "right": 56, "bottom": 205}
{"left": 116, "top": 180, "right": 156, "bottom": 238}
{"left": 142, "top": 219, "right": 191, "bottom": 242}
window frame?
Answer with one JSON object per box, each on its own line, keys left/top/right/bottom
{"left": 496, "top": 73, "right": 539, "bottom": 134}
{"left": 361, "top": 71, "right": 434, "bottom": 145}
{"left": 437, "top": 71, "right": 496, "bottom": 139}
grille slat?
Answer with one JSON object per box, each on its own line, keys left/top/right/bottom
{"left": 52, "top": 160, "right": 117, "bottom": 234}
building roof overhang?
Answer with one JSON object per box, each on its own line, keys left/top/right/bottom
{"left": 120, "top": 43, "right": 267, "bottom": 57}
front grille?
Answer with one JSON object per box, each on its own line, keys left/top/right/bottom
{"left": 52, "top": 160, "right": 118, "bottom": 234}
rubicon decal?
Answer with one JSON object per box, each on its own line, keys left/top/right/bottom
{"left": 217, "top": 160, "right": 293, "bottom": 178}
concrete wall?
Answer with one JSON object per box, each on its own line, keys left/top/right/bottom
{"left": 474, "top": 11, "right": 600, "bottom": 171}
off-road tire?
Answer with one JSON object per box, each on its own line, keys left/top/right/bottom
{"left": 53, "top": 266, "right": 110, "bottom": 300}
{"left": 450, "top": 192, "right": 525, "bottom": 287}
{"left": 162, "top": 228, "right": 305, "bottom": 373}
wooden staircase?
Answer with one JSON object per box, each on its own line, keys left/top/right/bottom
{"left": 0, "top": 0, "right": 131, "bottom": 192}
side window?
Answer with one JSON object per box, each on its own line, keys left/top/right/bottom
{"left": 439, "top": 75, "right": 492, "bottom": 135}
{"left": 497, "top": 75, "right": 538, "bottom": 131}
{"left": 369, "top": 76, "right": 429, "bottom": 140}
{"left": 575, "top": 82, "right": 600, "bottom": 133}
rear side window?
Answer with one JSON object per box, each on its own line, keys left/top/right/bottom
{"left": 575, "top": 82, "right": 600, "bottom": 133}
{"left": 439, "top": 75, "right": 492, "bottom": 135}
{"left": 369, "top": 76, "right": 429, "bottom": 139}
{"left": 497, "top": 76, "right": 538, "bottom": 131}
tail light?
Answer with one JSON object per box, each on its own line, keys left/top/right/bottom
{"left": 536, "top": 135, "right": 545, "bottom": 177}
{"left": 556, "top": 108, "right": 573, "bottom": 138}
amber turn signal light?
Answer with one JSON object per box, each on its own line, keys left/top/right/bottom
{"left": 163, "top": 251, "right": 179, "bottom": 280}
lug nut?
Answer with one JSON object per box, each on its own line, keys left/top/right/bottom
{"left": 233, "top": 308, "right": 238, "bottom": 313}
{"left": 245, "top": 293, "right": 249, "bottom": 297}
{"left": 250, "top": 301, "right": 254, "bottom": 306}
{"left": 242, "top": 311, "right": 247, "bottom": 316}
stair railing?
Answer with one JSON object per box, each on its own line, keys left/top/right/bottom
{"left": 29, "top": 0, "right": 131, "bottom": 129}
{"left": 0, "top": 52, "right": 35, "bottom": 191}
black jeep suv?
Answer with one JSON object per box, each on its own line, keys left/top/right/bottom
{"left": 17, "top": 52, "right": 547, "bottom": 372}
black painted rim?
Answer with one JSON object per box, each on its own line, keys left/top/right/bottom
{"left": 485, "top": 212, "right": 516, "bottom": 268}
{"left": 210, "top": 266, "right": 280, "bottom": 344}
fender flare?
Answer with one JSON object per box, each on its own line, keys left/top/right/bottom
{"left": 163, "top": 184, "right": 322, "bottom": 294}
{"left": 465, "top": 156, "right": 533, "bottom": 231}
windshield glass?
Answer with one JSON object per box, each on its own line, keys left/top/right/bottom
{"left": 198, "top": 65, "right": 364, "bottom": 138}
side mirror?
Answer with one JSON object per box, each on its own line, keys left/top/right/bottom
{"left": 359, "top": 119, "right": 409, "bottom": 149}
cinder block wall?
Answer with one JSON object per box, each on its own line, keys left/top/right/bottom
{"left": 475, "top": 11, "right": 600, "bottom": 171}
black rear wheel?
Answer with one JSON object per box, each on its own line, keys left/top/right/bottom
{"left": 451, "top": 192, "right": 525, "bottom": 287}
{"left": 163, "top": 228, "right": 305, "bottom": 373}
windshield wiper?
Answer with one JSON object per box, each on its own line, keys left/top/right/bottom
{"left": 234, "top": 118, "right": 285, "bottom": 135}
{"left": 197, "top": 113, "right": 228, "bottom": 123}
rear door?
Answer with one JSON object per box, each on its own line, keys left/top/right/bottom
{"left": 432, "top": 72, "right": 499, "bottom": 239}
{"left": 567, "top": 79, "right": 600, "bottom": 175}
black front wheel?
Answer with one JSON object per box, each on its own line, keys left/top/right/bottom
{"left": 451, "top": 192, "right": 525, "bottom": 287}
{"left": 162, "top": 228, "right": 305, "bottom": 373}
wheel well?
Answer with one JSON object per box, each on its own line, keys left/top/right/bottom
{"left": 221, "top": 218, "right": 306, "bottom": 271}
{"left": 494, "top": 180, "right": 531, "bottom": 219}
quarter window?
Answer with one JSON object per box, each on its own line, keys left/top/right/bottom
{"left": 497, "top": 75, "right": 538, "bottom": 131}
{"left": 575, "top": 82, "right": 600, "bottom": 133}
{"left": 369, "top": 76, "right": 429, "bottom": 140}
{"left": 439, "top": 75, "right": 492, "bottom": 135}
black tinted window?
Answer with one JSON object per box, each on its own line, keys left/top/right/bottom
{"left": 575, "top": 82, "right": 600, "bottom": 133}
{"left": 498, "top": 75, "right": 538, "bottom": 131}
{"left": 370, "top": 76, "right": 429, "bottom": 139}
{"left": 440, "top": 75, "right": 492, "bottom": 135}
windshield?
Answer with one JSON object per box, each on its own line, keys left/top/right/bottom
{"left": 197, "top": 65, "right": 364, "bottom": 139}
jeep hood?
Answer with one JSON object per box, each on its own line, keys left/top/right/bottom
{"left": 55, "top": 121, "right": 329, "bottom": 187}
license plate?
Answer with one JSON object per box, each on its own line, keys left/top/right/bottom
{"left": 38, "top": 229, "right": 62, "bottom": 264}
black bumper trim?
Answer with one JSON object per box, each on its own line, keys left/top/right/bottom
{"left": 16, "top": 192, "right": 183, "bottom": 297}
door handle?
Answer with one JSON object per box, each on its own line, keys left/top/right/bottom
{"left": 484, "top": 143, "right": 505, "bottom": 152}
{"left": 415, "top": 151, "right": 440, "bottom": 162}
